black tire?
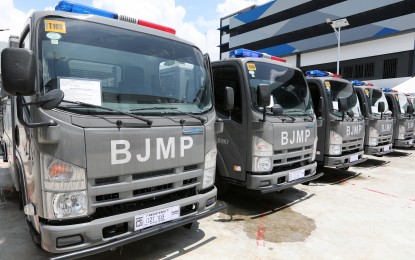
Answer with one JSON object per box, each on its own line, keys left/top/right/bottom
{"left": 27, "top": 221, "right": 42, "bottom": 249}
{"left": 302, "top": 181, "right": 311, "bottom": 186}
{"left": 338, "top": 166, "right": 350, "bottom": 171}
{"left": 215, "top": 169, "right": 229, "bottom": 198}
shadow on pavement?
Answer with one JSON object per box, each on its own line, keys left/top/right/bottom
{"left": 352, "top": 157, "right": 390, "bottom": 169}
{"left": 384, "top": 150, "right": 412, "bottom": 157}
{"left": 311, "top": 167, "right": 362, "bottom": 185}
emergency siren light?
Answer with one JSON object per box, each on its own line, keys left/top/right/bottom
{"left": 351, "top": 80, "right": 374, "bottom": 86}
{"left": 229, "top": 48, "right": 286, "bottom": 63}
{"left": 306, "top": 70, "right": 342, "bottom": 78}
{"left": 55, "top": 1, "right": 176, "bottom": 34}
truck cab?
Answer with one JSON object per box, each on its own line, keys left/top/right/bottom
{"left": 0, "top": 2, "right": 225, "bottom": 257}
{"left": 306, "top": 70, "right": 366, "bottom": 170}
{"left": 212, "top": 49, "right": 323, "bottom": 195}
{"left": 353, "top": 81, "right": 394, "bottom": 156}
{"left": 383, "top": 89, "right": 415, "bottom": 148}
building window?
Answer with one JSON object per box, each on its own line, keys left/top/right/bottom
{"left": 383, "top": 59, "right": 397, "bottom": 79}
{"left": 354, "top": 64, "right": 364, "bottom": 78}
{"left": 342, "top": 66, "right": 353, "bottom": 78}
{"left": 364, "top": 63, "right": 374, "bottom": 77}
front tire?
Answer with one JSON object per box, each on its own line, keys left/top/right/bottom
{"left": 215, "top": 169, "right": 229, "bottom": 198}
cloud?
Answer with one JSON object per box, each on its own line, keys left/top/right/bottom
{"left": 0, "top": 0, "right": 32, "bottom": 42}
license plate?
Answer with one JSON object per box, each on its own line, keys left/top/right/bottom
{"left": 384, "top": 145, "right": 390, "bottom": 151}
{"left": 350, "top": 154, "right": 359, "bottom": 163}
{"left": 134, "top": 205, "right": 180, "bottom": 231}
{"left": 288, "top": 169, "right": 305, "bottom": 182}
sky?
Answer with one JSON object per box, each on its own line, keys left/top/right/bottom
{"left": 0, "top": 0, "right": 271, "bottom": 60}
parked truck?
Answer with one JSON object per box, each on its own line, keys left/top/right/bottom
{"left": 305, "top": 70, "right": 366, "bottom": 171}
{"left": 383, "top": 89, "right": 415, "bottom": 148}
{"left": 212, "top": 49, "right": 323, "bottom": 195}
{"left": 353, "top": 81, "right": 394, "bottom": 156}
{"left": 0, "top": 1, "right": 229, "bottom": 258}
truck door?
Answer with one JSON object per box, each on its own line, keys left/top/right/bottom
{"left": 307, "top": 80, "right": 326, "bottom": 162}
{"left": 213, "top": 64, "right": 248, "bottom": 182}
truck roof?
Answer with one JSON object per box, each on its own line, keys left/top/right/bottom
{"left": 28, "top": 10, "right": 198, "bottom": 50}
{"left": 306, "top": 76, "right": 351, "bottom": 84}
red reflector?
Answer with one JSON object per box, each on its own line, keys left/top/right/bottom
{"left": 137, "top": 19, "right": 176, "bottom": 34}
{"left": 332, "top": 73, "right": 342, "bottom": 78}
{"left": 366, "top": 83, "right": 374, "bottom": 86}
{"left": 270, "top": 56, "right": 286, "bottom": 63}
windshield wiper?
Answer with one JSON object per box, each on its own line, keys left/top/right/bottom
{"left": 130, "top": 107, "right": 206, "bottom": 124}
{"left": 282, "top": 113, "right": 296, "bottom": 122}
{"left": 61, "top": 100, "right": 153, "bottom": 126}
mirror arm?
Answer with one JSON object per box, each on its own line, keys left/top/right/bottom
{"left": 17, "top": 96, "right": 57, "bottom": 128}
{"left": 261, "top": 106, "right": 266, "bottom": 122}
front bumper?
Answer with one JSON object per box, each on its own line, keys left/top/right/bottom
{"left": 393, "top": 138, "right": 414, "bottom": 148}
{"left": 365, "top": 143, "right": 394, "bottom": 156}
{"left": 43, "top": 188, "right": 223, "bottom": 259}
{"left": 324, "top": 150, "right": 366, "bottom": 168}
{"left": 247, "top": 162, "right": 322, "bottom": 193}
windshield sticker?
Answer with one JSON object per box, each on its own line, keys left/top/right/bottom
{"left": 44, "top": 20, "right": 66, "bottom": 34}
{"left": 46, "top": 32, "right": 62, "bottom": 40}
{"left": 325, "top": 81, "right": 331, "bottom": 93}
{"left": 51, "top": 39, "right": 59, "bottom": 45}
{"left": 59, "top": 78, "right": 102, "bottom": 106}
{"left": 394, "top": 94, "right": 399, "bottom": 101}
{"left": 248, "top": 70, "right": 255, "bottom": 77}
{"left": 364, "top": 89, "right": 370, "bottom": 97}
{"left": 247, "top": 63, "right": 256, "bottom": 71}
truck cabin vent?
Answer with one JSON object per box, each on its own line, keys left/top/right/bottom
{"left": 95, "top": 176, "right": 119, "bottom": 186}
{"left": 133, "top": 183, "right": 173, "bottom": 196}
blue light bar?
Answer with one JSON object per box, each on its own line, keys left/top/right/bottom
{"left": 230, "top": 48, "right": 263, "bottom": 58}
{"left": 55, "top": 1, "right": 117, "bottom": 19}
{"left": 382, "top": 88, "right": 392, "bottom": 92}
{"left": 306, "top": 70, "right": 328, "bottom": 77}
{"left": 351, "top": 80, "right": 364, "bottom": 86}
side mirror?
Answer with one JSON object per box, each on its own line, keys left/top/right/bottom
{"left": 35, "top": 89, "right": 64, "bottom": 110}
{"left": 378, "top": 102, "right": 385, "bottom": 113}
{"left": 257, "top": 84, "right": 271, "bottom": 107}
{"left": 337, "top": 97, "right": 348, "bottom": 112}
{"left": 224, "top": 87, "right": 234, "bottom": 112}
{"left": 1, "top": 48, "right": 36, "bottom": 96}
{"left": 271, "top": 104, "right": 283, "bottom": 116}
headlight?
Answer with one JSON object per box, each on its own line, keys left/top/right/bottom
{"left": 329, "top": 131, "right": 342, "bottom": 155}
{"left": 329, "top": 144, "right": 342, "bottom": 155}
{"left": 41, "top": 154, "right": 86, "bottom": 191}
{"left": 398, "top": 125, "right": 406, "bottom": 139}
{"left": 253, "top": 136, "right": 273, "bottom": 157}
{"left": 44, "top": 191, "right": 88, "bottom": 219}
{"left": 368, "top": 127, "right": 379, "bottom": 146}
{"left": 202, "top": 147, "right": 217, "bottom": 189}
{"left": 254, "top": 157, "right": 272, "bottom": 172}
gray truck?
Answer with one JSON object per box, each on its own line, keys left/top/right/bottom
{"left": 212, "top": 49, "right": 323, "bottom": 195}
{"left": 0, "top": 2, "right": 228, "bottom": 258}
{"left": 306, "top": 71, "right": 366, "bottom": 170}
{"left": 353, "top": 81, "right": 394, "bottom": 156}
{"left": 383, "top": 90, "right": 414, "bottom": 148}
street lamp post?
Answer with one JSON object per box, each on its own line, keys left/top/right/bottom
{"left": 326, "top": 18, "right": 349, "bottom": 74}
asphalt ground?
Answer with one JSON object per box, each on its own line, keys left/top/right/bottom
{"left": 1, "top": 148, "right": 414, "bottom": 260}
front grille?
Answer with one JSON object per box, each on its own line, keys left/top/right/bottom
{"left": 88, "top": 165, "right": 204, "bottom": 220}
{"left": 133, "top": 168, "right": 174, "bottom": 180}
{"left": 92, "top": 188, "right": 197, "bottom": 220}
{"left": 273, "top": 145, "right": 313, "bottom": 167}
{"left": 133, "top": 183, "right": 173, "bottom": 196}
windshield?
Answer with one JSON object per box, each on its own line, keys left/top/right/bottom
{"left": 397, "top": 93, "right": 410, "bottom": 115}
{"left": 248, "top": 62, "right": 313, "bottom": 116}
{"left": 326, "top": 80, "right": 362, "bottom": 117}
{"left": 38, "top": 18, "right": 212, "bottom": 115}
{"left": 370, "top": 88, "right": 390, "bottom": 115}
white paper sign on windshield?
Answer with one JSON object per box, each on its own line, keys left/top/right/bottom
{"left": 401, "top": 108, "right": 405, "bottom": 114}
{"left": 332, "top": 101, "right": 338, "bottom": 110}
{"left": 59, "top": 78, "right": 102, "bottom": 106}
{"left": 372, "top": 106, "right": 378, "bottom": 113}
